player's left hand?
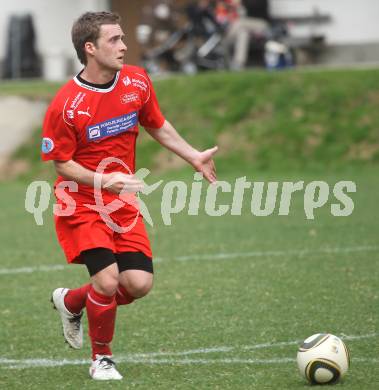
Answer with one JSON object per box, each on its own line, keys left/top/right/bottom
{"left": 192, "top": 146, "right": 218, "bottom": 183}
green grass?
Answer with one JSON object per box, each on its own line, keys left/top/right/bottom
{"left": 0, "top": 167, "right": 378, "bottom": 389}
{"left": 0, "top": 79, "right": 62, "bottom": 100}
{"left": 6, "top": 67, "right": 379, "bottom": 183}
{"left": 1, "top": 67, "right": 378, "bottom": 388}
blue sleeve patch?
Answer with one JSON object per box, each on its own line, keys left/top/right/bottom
{"left": 42, "top": 137, "right": 54, "bottom": 153}
{"left": 87, "top": 111, "right": 138, "bottom": 141}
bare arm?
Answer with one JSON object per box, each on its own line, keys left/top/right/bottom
{"left": 54, "top": 160, "right": 143, "bottom": 194}
{"left": 145, "top": 120, "right": 218, "bottom": 183}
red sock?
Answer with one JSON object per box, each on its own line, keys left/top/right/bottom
{"left": 116, "top": 284, "right": 135, "bottom": 306}
{"left": 64, "top": 284, "right": 91, "bottom": 315}
{"left": 86, "top": 286, "right": 117, "bottom": 359}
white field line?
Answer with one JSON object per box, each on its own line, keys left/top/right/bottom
{"left": 1, "top": 245, "right": 378, "bottom": 275}
{"left": 1, "top": 357, "right": 378, "bottom": 370}
{"left": 175, "top": 245, "right": 379, "bottom": 262}
{"left": 132, "top": 333, "right": 379, "bottom": 358}
{"left": 0, "top": 264, "right": 65, "bottom": 275}
{"left": 0, "top": 333, "right": 377, "bottom": 370}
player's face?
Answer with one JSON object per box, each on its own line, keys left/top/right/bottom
{"left": 90, "top": 24, "right": 127, "bottom": 71}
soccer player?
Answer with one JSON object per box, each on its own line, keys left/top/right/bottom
{"left": 42, "top": 11, "right": 217, "bottom": 380}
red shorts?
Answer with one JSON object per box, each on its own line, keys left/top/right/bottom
{"left": 54, "top": 191, "right": 152, "bottom": 264}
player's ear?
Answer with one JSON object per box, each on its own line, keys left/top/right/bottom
{"left": 84, "top": 42, "right": 96, "bottom": 57}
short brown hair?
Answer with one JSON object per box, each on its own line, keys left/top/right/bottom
{"left": 71, "top": 11, "right": 121, "bottom": 65}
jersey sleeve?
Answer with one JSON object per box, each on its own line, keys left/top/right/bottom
{"left": 138, "top": 70, "right": 165, "bottom": 129}
{"left": 41, "top": 103, "right": 77, "bottom": 161}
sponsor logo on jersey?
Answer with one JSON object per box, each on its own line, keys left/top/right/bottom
{"left": 120, "top": 92, "right": 139, "bottom": 104}
{"left": 88, "top": 126, "right": 101, "bottom": 139}
{"left": 67, "top": 110, "right": 74, "bottom": 119}
{"left": 70, "top": 92, "right": 86, "bottom": 110}
{"left": 122, "top": 76, "right": 132, "bottom": 86}
{"left": 86, "top": 111, "right": 138, "bottom": 142}
{"left": 131, "top": 78, "right": 148, "bottom": 92}
{"left": 64, "top": 92, "right": 86, "bottom": 122}
{"left": 78, "top": 107, "right": 92, "bottom": 117}
{"left": 41, "top": 137, "right": 54, "bottom": 153}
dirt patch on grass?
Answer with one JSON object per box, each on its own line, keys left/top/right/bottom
{"left": 152, "top": 129, "right": 255, "bottom": 173}
{"left": 292, "top": 107, "right": 305, "bottom": 120}
{"left": 0, "top": 158, "right": 30, "bottom": 181}
{"left": 346, "top": 141, "right": 379, "bottom": 160}
{"left": 0, "top": 96, "right": 46, "bottom": 180}
{"left": 249, "top": 103, "right": 274, "bottom": 123}
{"left": 368, "top": 90, "right": 379, "bottom": 105}
{"left": 304, "top": 123, "right": 325, "bottom": 151}
{"left": 217, "top": 131, "right": 255, "bottom": 157}
{"left": 153, "top": 149, "right": 187, "bottom": 173}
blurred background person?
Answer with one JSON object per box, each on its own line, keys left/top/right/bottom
{"left": 216, "top": 0, "right": 270, "bottom": 70}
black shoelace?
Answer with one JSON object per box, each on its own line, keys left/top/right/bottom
{"left": 99, "top": 357, "right": 116, "bottom": 369}
{"left": 68, "top": 312, "right": 83, "bottom": 331}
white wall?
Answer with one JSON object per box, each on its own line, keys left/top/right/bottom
{"left": 0, "top": 0, "right": 110, "bottom": 79}
{"left": 270, "top": 0, "right": 379, "bottom": 45}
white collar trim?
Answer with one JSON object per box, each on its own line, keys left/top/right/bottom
{"left": 73, "top": 71, "right": 120, "bottom": 93}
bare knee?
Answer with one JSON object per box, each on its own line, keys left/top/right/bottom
{"left": 92, "top": 267, "right": 119, "bottom": 296}
{"left": 95, "top": 277, "right": 119, "bottom": 296}
{"left": 127, "top": 278, "right": 153, "bottom": 298}
{"left": 120, "top": 270, "right": 153, "bottom": 298}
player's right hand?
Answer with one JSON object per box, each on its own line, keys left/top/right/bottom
{"left": 101, "top": 172, "right": 144, "bottom": 194}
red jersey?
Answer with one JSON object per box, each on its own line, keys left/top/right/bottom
{"left": 41, "top": 65, "right": 165, "bottom": 197}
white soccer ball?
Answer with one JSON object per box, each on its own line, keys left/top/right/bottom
{"left": 297, "top": 333, "right": 350, "bottom": 385}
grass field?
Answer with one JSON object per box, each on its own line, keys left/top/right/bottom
{"left": 7, "top": 67, "right": 379, "bottom": 182}
{"left": 1, "top": 67, "right": 378, "bottom": 388}
{"left": 0, "top": 166, "right": 378, "bottom": 389}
